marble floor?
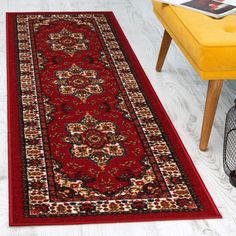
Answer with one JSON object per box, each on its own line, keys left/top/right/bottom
{"left": 1, "top": 0, "right": 236, "bottom": 235}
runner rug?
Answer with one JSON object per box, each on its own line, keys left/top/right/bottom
{"left": 7, "top": 12, "right": 221, "bottom": 226}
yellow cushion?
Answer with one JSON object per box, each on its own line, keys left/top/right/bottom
{"left": 152, "top": 0, "right": 236, "bottom": 80}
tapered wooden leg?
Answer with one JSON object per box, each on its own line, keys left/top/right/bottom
{"left": 199, "top": 80, "right": 223, "bottom": 151}
{"left": 156, "top": 30, "right": 172, "bottom": 72}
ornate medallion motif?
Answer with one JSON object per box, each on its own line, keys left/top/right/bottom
{"left": 48, "top": 28, "right": 89, "bottom": 56}
{"left": 64, "top": 114, "right": 126, "bottom": 167}
{"left": 54, "top": 64, "right": 104, "bottom": 102}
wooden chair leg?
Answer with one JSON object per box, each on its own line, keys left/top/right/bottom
{"left": 199, "top": 80, "right": 223, "bottom": 151}
{"left": 156, "top": 30, "right": 172, "bottom": 72}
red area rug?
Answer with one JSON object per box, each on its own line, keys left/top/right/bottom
{"left": 7, "top": 12, "right": 221, "bottom": 226}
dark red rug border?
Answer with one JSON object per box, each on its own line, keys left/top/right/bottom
{"left": 7, "top": 11, "right": 221, "bottom": 226}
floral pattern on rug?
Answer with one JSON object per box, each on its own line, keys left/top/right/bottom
{"left": 64, "top": 114, "right": 126, "bottom": 167}
{"left": 43, "top": 96, "right": 55, "bottom": 123}
{"left": 116, "top": 93, "right": 132, "bottom": 120}
{"left": 48, "top": 28, "right": 89, "bottom": 56}
{"left": 13, "top": 13, "right": 204, "bottom": 219}
{"left": 54, "top": 64, "right": 104, "bottom": 102}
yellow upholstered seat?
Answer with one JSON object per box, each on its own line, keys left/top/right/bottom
{"left": 153, "top": 1, "right": 236, "bottom": 80}
{"left": 152, "top": 0, "right": 236, "bottom": 150}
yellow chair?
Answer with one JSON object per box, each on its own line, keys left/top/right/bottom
{"left": 152, "top": 0, "right": 236, "bottom": 151}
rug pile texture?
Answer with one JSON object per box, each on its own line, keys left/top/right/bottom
{"left": 7, "top": 12, "right": 221, "bottom": 226}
